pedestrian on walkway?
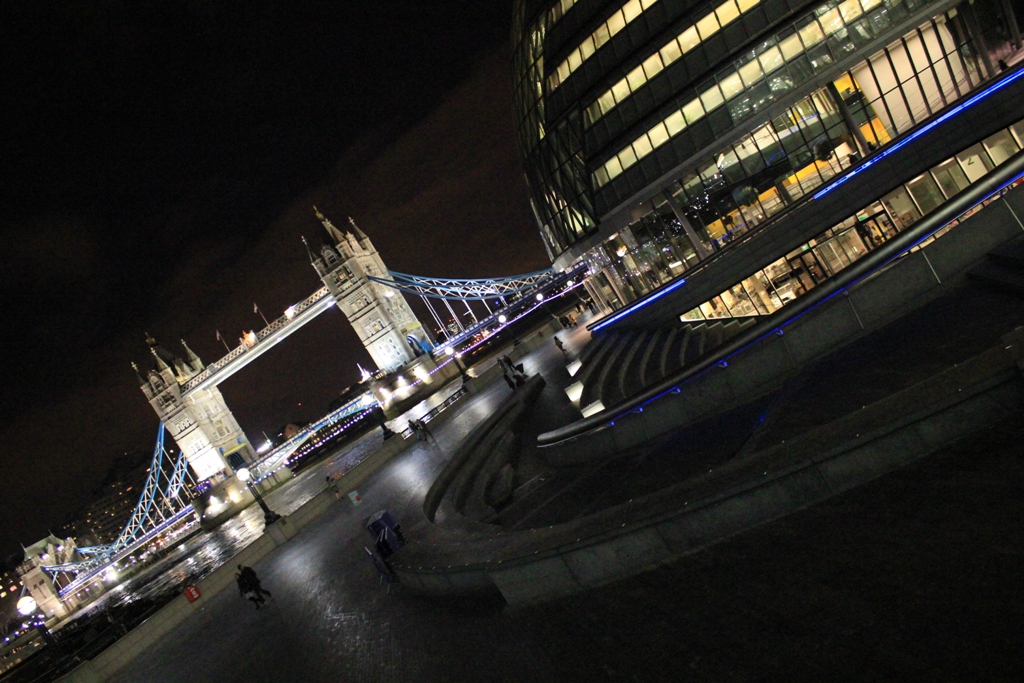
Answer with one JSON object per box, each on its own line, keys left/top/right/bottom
{"left": 236, "top": 565, "right": 271, "bottom": 609}
{"left": 416, "top": 419, "right": 435, "bottom": 443}
{"left": 502, "top": 368, "right": 517, "bottom": 391}
{"left": 553, "top": 336, "right": 567, "bottom": 356}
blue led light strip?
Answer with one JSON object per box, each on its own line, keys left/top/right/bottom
{"left": 590, "top": 277, "right": 688, "bottom": 332}
{"left": 813, "top": 67, "right": 1024, "bottom": 201}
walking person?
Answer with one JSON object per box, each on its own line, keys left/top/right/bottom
{"left": 553, "top": 336, "right": 567, "bottom": 356}
{"left": 237, "top": 564, "right": 271, "bottom": 609}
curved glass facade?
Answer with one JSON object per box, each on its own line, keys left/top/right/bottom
{"left": 512, "top": 0, "right": 1017, "bottom": 311}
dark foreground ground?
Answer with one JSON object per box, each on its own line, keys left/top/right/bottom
{"left": 108, "top": 414, "right": 1024, "bottom": 682}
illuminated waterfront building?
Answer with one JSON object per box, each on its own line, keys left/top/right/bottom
{"left": 513, "top": 0, "right": 1021, "bottom": 319}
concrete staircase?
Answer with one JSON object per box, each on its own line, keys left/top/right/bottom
{"left": 569, "top": 317, "right": 757, "bottom": 409}
{"left": 968, "top": 235, "right": 1024, "bottom": 295}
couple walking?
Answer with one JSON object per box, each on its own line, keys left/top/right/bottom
{"left": 236, "top": 564, "right": 272, "bottom": 609}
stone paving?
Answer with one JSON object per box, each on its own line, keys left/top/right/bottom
{"left": 108, "top": 390, "right": 1024, "bottom": 682}
{"left": 105, "top": 284, "right": 1024, "bottom": 682}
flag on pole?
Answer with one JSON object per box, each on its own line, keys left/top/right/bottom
{"left": 254, "top": 302, "right": 259, "bottom": 314}
{"left": 216, "top": 330, "right": 221, "bottom": 341}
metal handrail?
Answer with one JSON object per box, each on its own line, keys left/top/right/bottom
{"left": 538, "top": 147, "right": 1024, "bottom": 447}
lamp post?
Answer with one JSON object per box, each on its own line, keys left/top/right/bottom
{"left": 236, "top": 468, "right": 281, "bottom": 526}
{"left": 444, "top": 346, "right": 470, "bottom": 382}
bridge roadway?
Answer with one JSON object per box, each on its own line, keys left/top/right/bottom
{"left": 95, "top": 282, "right": 1024, "bottom": 682}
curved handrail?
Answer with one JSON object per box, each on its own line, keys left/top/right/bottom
{"left": 538, "top": 148, "right": 1024, "bottom": 447}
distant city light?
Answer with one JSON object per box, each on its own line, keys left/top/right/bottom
{"left": 498, "top": 314, "right": 507, "bottom": 323}
{"left": 284, "top": 306, "right": 296, "bottom": 319}
{"left": 257, "top": 441, "right": 272, "bottom": 454}
{"left": 535, "top": 293, "right": 544, "bottom": 301}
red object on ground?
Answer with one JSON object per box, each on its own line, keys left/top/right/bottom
{"left": 184, "top": 585, "right": 201, "bottom": 602}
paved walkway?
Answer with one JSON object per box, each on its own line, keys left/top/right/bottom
{"left": 108, "top": 386, "right": 1024, "bottom": 682}
{"left": 105, "top": 286, "right": 1024, "bottom": 681}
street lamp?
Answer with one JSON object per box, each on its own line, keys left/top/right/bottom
{"left": 236, "top": 468, "right": 282, "bottom": 526}
{"left": 497, "top": 314, "right": 507, "bottom": 324}
{"left": 444, "top": 346, "right": 470, "bottom": 382}
{"left": 17, "top": 596, "right": 62, "bottom": 656}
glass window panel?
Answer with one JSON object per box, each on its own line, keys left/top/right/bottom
{"left": 626, "top": 65, "right": 647, "bottom": 91}
{"left": 759, "top": 46, "right": 784, "bottom": 72}
{"left": 595, "top": 166, "right": 611, "bottom": 187}
{"left": 819, "top": 8, "right": 843, "bottom": 35}
{"left": 622, "top": 0, "right": 643, "bottom": 22}
{"left": 699, "top": 160, "right": 723, "bottom": 188}
{"left": 568, "top": 49, "right": 583, "bottom": 70}
{"left": 580, "top": 36, "right": 596, "bottom": 60}
{"left": 679, "top": 26, "right": 701, "bottom": 53}
{"left": 619, "top": 145, "right": 639, "bottom": 169}
{"left": 683, "top": 97, "right": 705, "bottom": 123}
{"left": 606, "top": 156, "right": 624, "bottom": 179}
{"left": 930, "top": 159, "right": 969, "bottom": 198}
{"left": 696, "top": 13, "right": 720, "bottom": 40}
{"left": 660, "top": 39, "right": 684, "bottom": 65}
{"left": 612, "top": 79, "right": 631, "bottom": 102}
{"left": 719, "top": 71, "right": 744, "bottom": 99}
{"left": 598, "top": 90, "right": 617, "bottom": 113}
{"left": 798, "top": 20, "right": 825, "bottom": 48}
{"left": 641, "top": 0, "right": 658, "bottom": 8}
{"left": 1010, "top": 121, "right": 1024, "bottom": 148}
{"left": 715, "top": 0, "right": 741, "bottom": 27}
{"left": 906, "top": 173, "right": 945, "bottom": 214}
{"left": 779, "top": 32, "right": 804, "bottom": 60}
{"left": 860, "top": 0, "right": 883, "bottom": 9}
{"left": 739, "top": 59, "right": 764, "bottom": 86}
{"left": 839, "top": 0, "right": 863, "bottom": 23}
{"left": 880, "top": 187, "right": 919, "bottom": 229}
{"left": 607, "top": 11, "right": 626, "bottom": 34}
{"left": 700, "top": 85, "right": 725, "bottom": 111}
{"left": 594, "top": 23, "right": 611, "bottom": 49}
{"left": 642, "top": 53, "right": 664, "bottom": 79}
{"left": 982, "top": 130, "right": 1019, "bottom": 165}
{"left": 737, "top": 0, "right": 760, "bottom": 11}
{"left": 768, "top": 69, "right": 795, "bottom": 94}
{"left": 956, "top": 143, "right": 994, "bottom": 183}
{"left": 633, "top": 133, "right": 654, "bottom": 159}
{"left": 648, "top": 121, "right": 671, "bottom": 148}
{"left": 665, "top": 109, "right": 687, "bottom": 135}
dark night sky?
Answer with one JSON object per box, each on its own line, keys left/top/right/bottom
{"left": 0, "top": 0, "right": 547, "bottom": 558}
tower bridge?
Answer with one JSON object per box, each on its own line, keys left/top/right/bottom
{"left": 38, "top": 209, "right": 581, "bottom": 599}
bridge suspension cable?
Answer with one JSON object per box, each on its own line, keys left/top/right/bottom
{"left": 44, "top": 423, "right": 199, "bottom": 597}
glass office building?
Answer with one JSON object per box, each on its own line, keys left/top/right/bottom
{"left": 512, "top": 0, "right": 1020, "bottom": 313}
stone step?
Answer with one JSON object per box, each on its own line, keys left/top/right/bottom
{"left": 639, "top": 329, "right": 671, "bottom": 387}
{"left": 968, "top": 261, "right": 1024, "bottom": 295}
{"left": 705, "top": 321, "right": 725, "bottom": 352}
{"left": 618, "top": 331, "right": 655, "bottom": 402}
{"left": 681, "top": 324, "right": 707, "bottom": 367}
{"left": 988, "top": 235, "right": 1024, "bottom": 269}
{"left": 721, "top": 319, "right": 741, "bottom": 341}
{"left": 575, "top": 333, "right": 619, "bottom": 389}
{"left": 655, "top": 328, "right": 679, "bottom": 382}
{"left": 583, "top": 331, "right": 636, "bottom": 408}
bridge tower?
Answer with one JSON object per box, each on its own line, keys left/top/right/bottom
{"left": 309, "top": 208, "right": 430, "bottom": 373}
{"left": 136, "top": 336, "right": 254, "bottom": 483}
